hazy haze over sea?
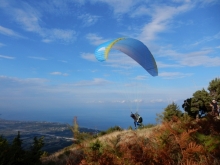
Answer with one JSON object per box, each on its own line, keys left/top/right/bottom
{"left": 0, "top": 104, "right": 169, "bottom": 130}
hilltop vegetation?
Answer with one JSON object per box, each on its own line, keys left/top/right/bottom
{"left": 41, "top": 115, "right": 220, "bottom": 165}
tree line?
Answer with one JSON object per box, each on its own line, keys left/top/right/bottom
{"left": 157, "top": 77, "right": 220, "bottom": 122}
{"left": 0, "top": 131, "right": 45, "bottom": 165}
{"left": 183, "top": 77, "right": 220, "bottom": 118}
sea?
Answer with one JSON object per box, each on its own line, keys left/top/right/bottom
{"left": 1, "top": 106, "right": 165, "bottom": 130}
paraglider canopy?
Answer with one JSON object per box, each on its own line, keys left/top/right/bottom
{"left": 94, "top": 37, "right": 158, "bottom": 76}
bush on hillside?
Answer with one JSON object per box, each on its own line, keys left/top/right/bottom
{"left": 97, "top": 126, "right": 123, "bottom": 137}
{"left": 156, "top": 102, "right": 183, "bottom": 123}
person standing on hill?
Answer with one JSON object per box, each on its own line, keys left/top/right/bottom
{"left": 210, "top": 99, "right": 219, "bottom": 117}
{"left": 130, "top": 112, "right": 143, "bottom": 129}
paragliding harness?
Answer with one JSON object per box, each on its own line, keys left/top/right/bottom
{"left": 130, "top": 112, "right": 143, "bottom": 128}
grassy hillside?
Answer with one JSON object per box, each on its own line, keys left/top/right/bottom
{"left": 41, "top": 114, "right": 220, "bottom": 165}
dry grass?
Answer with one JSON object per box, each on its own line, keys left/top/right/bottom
{"left": 41, "top": 126, "right": 158, "bottom": 164}
{"left": 41, "top": 117, "right": 220, "bottom": 165}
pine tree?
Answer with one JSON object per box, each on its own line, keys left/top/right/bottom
{"left": 0, "top": 135, "right": 10, "bottom": 164}
{"left": 157, "top": 102, "right": 183, "bottom": 122}
{"left": 10, "top": 131, "right": 25, "bottom": 164}
{"left": 26, "top": 136, "right": 44, "bottom": 164}
{"left": 0, "top": 132, "right": 44, "bottom": 165}
{"left": 208, "top": 77, "right": 220, "bottom": 101}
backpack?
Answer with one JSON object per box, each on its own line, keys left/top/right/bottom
{"left": 138, "top": 117, "right": 143, "bottom": 123}
{"left": 135, "top": 113, "right": 142, "bottom": 123}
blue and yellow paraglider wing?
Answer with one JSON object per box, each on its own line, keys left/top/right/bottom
{"left": 94, "top": 37, "right": 158, "bottom": 76}
{"left": 94, "top": 38, "right": 124, "bottom": 61}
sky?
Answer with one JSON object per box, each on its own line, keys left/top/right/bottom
{"left": 0, "top": 0, "right": 220, "bottom": 129}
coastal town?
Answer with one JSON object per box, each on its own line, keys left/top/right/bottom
{"left": 0, "top": 119, "right": 99, "bottom": 153}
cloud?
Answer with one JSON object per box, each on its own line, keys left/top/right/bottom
{"left": 10, "top": 2, "right": 42, "bottom": 33}
{"left": 0, "top": 26, "right": 23, "bottom": 38}
{"left": 59, "top": 60, "right": 68, "bottom": 63}
{"left": 157, "top": 61, "right": 182, "bottom": 68}
{"left": 130, "top": 5, "right": 150, "bottom": 18}
{"left": 81, "top": 53, "right": 97, "bottom": 62}
{"left": 85, "top": 100, "right": 100, "bottom": 104}
{"left": 37, "top": 0, "right": 80, "bottom": 15}
{"left": 138, "top": 3, "right": 193, "bottom": 42}
{"left": 0, "top": 43, "right": 6, "bottom": 47}
{"left": 73, "top": 78, "right": 111, "bottom": 86}
{"left": 136, "top": 0, "right": 219, "bottom": 43}
{"left": 0, "top": 75, "right": 195, "bottom": 110}
{"left": 132, "top": 99, "right": 143, "bottom": 103}
{"left": 134, "top": 75, "right": 148, "bottom": 80}
{"left": 150, "top": 99, "right": 164, "bottom": 103}
{"left": 50, "top": 72, "right": 68, "bottom": 76}
{"left": 192, "top": 32, "right": 220, "bottom": 46}
{"left": 179, "top": 52, "right": 220, "bottom": 67}
{"left": 0, "top": 1, "right": 76, "bottom": 43}
{"left": 92, "top": 0, "right": 138, "bottom": 15}
{"left": 42, "top": 39, "right": 53, "bottom": 43}
{"left": 157, "top": 48, "right": 220, "bottom": 67}
{"left": 197, "top": 0, "right": 220, "bottom": 6}
{"left": 28, "top": 56, "right": 48, "bottom": 60}
{"left": 175, "top": 49, "right": 220, "bottom": 67}
{"left": 0, "top": 55, "right": 15, "bottom": 60}
{"left": 0, "top": 76, "right": 48, "bottom": 88}
{"left": 86, "top": 33, "right": 108, "bottom": 45}
{"left": 112, "top": 100, "right": 126, "bottom": 104}
{"left": 159, "top": 72, "right": 193, "bottom": 79}
{"left": 111, "top": 99, "right": 144, "bottom": 104}
{"left": 43, "top": 28, "right": 76, "bottom": 43}
{"left": 78, "top": 14, "right": 100, "bottom": 26}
